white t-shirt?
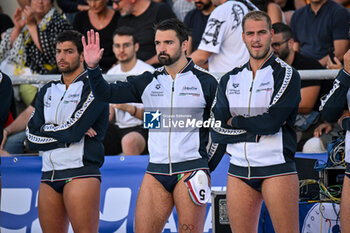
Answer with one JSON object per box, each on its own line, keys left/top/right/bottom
{"left": 107, "top": 59, "right": 155, "bottom": 128}
{"left": 198, "top": 0, "right": 256, "bottom": 73}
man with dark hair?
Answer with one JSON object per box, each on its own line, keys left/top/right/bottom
{"left": 104, "top": 26, "right": 154, "bottom": 155}
{"left": 184, "top": 0, "right": 216, "bottom": 53}
{"left": 112, "top": 0, "right": 176, "bottom": 66}
{"left": 271, "top": 22, "right": 335, "bottom": 152}
{"left": 82, "top": 18, "right": 230, "bottom": 233}
{"left": 27, "top": 30, "right": 109, "bottom": 233}
{"left": 211, "top": 11, "right": 300, "bottom": 232}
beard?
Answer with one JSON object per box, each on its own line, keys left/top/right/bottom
{"left": 195, "top": 1, "right": 212, "bottom": 10}
{"left": 248, "top": 45, "right": 271, "bottom": 60}
{"left": 276, "top": 47, "right": 290, "bottom": 61}
{"left": 58, "top": 60, "right": 80, "bottom": 74}
{"left": 158, "top": 50, "right": 182, "bottom": 66}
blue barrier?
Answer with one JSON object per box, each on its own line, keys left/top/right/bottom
{"left": 1, "top": 153, "right": 341, "bottom": 233}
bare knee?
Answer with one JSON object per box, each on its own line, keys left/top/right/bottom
{"left": 121, "top": 132, "right": 145, "bottom": 155}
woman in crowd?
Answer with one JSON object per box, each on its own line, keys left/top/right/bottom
{"left": 0, "top": 0, "right": 71, "bottom": 106}
{"left": 73, "top": 0, "right": 119, "bottom": 72}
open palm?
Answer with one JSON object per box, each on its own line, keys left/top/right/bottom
{"left": 82, "top": 29, "right": 104, "bottom": 69}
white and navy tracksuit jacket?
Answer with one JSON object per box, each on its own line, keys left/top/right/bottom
{"left": 88, "top": 59, "right": 228, "bottom": 175}
{"left": 211, "top": 53, "right": 301, "bottom": 179}
{"left": 27, "top": 71, "right": 109, "bottom": 181}
{"left": 320, "top": 69, "right": 350, "bottom": 172}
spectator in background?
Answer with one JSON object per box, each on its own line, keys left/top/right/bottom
{"left": 271, "top": 22, "right": 336, "bottom": 152}
{"left": 172, "top": 0, "right": 195, "bottom": 22}
{"left": 290, "top": 0, "right": 350, "bottom": 67}
{"left": 273, "top": 0, "right": 306, "bottom": 25}
{"left": 1, "top": 104, "right": 34, "bottom": 155}
{"left": 190, "top": 0, "right": 257, "bottom": 73}
{"left": 0, "top": 5, "right": 14, "bottom": 43}
{"left": 112, "top": 0, "right": 176, "bottom": 66}
{"left": 251, "top": 0, "right": 284, "bottom": 24}
{"left": 0, "top": 0, "right": 71, "bottom": 106}
{"left": 73, "top": 0, "right": 119, "bottom": 73}
{"left": 105, "top": 26, "right": 154, "bottom": 155}
{"left": 57, "top": 0, "right": 89, "bottom": 24}
{"left": 0, "top": 72, "right": 13, "bottom": 147}
{"left": 184, "top": 0, "right": 216, "bottom": 54}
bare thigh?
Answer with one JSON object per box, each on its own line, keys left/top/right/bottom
{"left": 261, "top": 174, "right": 299, "bottom": 233}
{"left": 341, "top": 175, "right": 350, "bottom": 232}
{"left": 173, "top": 172, "right": 208, "bottom": 233}
{"left": 134, "top": 173, "right": 174, "bottom": 233}
{"left": 226, "top": 176, "right": 263, "bottom": 233}
{"left": 38, "top": 183, "right": 69, "bottom": 233}
{"left": 63, "top": 178, "right": 101, "bottom": 233}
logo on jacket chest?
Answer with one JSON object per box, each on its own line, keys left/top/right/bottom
{"left": 63, "top": 93, "right": 80, "bottom": 104}
{"left": 179, "top": 86, "right": 200, "bottom": 97}
{"left": 151, "top": 84, "right": 164, "bottom": 97}
{"left": 228, "top": 82, "right": 240, "bottom": 95}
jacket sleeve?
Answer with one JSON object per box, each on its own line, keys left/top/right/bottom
{"left": 87, "top": 66, "right": 150, "bottom": 103}
{"left": 39, "top": 87, "right": 108, "bottom": 143}
{"left": 210, "top": 74, "right": 260, "bottom": 144}
{"left": 27, "top": 85, "right": 67, "bottom": 151}
{"left": 320, "top": 69, "right": 350, "bottom": 123}
{"left": 0, "top": 73, "right": 12, "bottom": 142}
{"left": 229, "top": 67, "right": 301, "bottom": 135}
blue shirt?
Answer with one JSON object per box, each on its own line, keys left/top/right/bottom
{"left": 290, "top": 0, "right": 350, "bottom": 60}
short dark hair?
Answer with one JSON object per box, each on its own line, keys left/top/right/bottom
{"left": 56, "top": 30, "right": 83, "bottom": 54}
{"left": 242, "top": 10, "right": 272, "bottom": 32}
{"left": 154, "top": 18, "right": 190, "bottom": 44}
{"left": 112, "top": 26, "right": 137, "bottom": 44}
{"left": 272, "top": 23, "right": 293, "bottom": 40}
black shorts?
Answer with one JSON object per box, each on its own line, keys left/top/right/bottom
{"left": 103, "top": 123, "right": 148, "bottom": 155}
{"left": 42, "top": 176, "right": 101, "bottom": 194}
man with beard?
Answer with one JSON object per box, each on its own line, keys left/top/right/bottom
{"left": 104, "top": 26, "right": 154, "bottom": 155}
{"left": 184, "top": 0, "right": 216, "bottom": 54}
{"left": 211, "top": 11, "right": 300, "bottom": 232}
{"left": 271, "top": 23, "right": 335, "bottom": 152}
{"left": 82, "top": 18, "right": 245, "bottom": 233}
{"left": 27, "top": 30, "right": 108, "bottom": 233}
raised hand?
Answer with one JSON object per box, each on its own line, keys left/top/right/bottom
{"left": 13, "top": 8, "right": 25, "bottom": 30}
{"left": 82, "top": 29, "right": 104, "bottom": 69}
{"left": 23, "top": 6, "right": 36, "bottom": 26}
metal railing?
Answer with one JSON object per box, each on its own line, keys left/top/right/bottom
{"left": 9, "top": 69, "right": 342, "bottom": 85}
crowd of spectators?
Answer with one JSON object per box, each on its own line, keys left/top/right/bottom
{"left": 0, "top": 0, "right": 349, "bottom": 157}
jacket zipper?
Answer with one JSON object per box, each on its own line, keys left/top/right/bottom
{"left": 50, "top": 90, "right": 66, "bottom": 181}
{"left": 168, "top": 80, "right": 175, "bottom": 175}
{"left": 245, "top": 80, "right": 254, "bottom": 179}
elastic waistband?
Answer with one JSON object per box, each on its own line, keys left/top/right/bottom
{"left": 146, "top": 158, "right": 209, "bottom": 175}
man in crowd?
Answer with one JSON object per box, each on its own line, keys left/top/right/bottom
{"left": 112, "top": 0, "right": 176, "bottom": 66}
{"left": 184, "top": 0, "right": 216, "bottom": 54}
{"left": 290, "top": 0, "right": 350, "bottom": 67}
{"left": 271, "top": 22, "right": 336, "bottom": 152}
{"left": 104, "top": 26, "right": 154, "bottom": 155}
{"left": 190, "top": 0, "right": 257, "bottom": 72}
